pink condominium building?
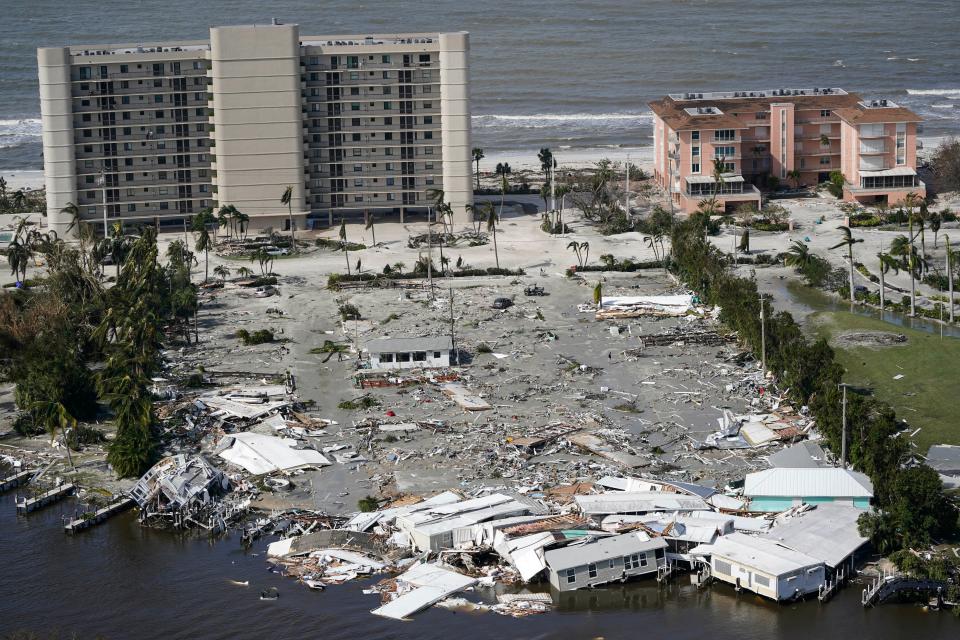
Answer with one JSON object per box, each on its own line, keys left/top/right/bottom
{"left": 649, "top": 88, "right": 924, "bottom": 214}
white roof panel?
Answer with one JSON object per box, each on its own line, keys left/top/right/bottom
{"left": 691, "top": 532, "right": 822, "bottom": 576}
{"left": 761, "top": 504, "right": 868, "bottom": 568}
{"left": 744, "top": 468, "right": 873, "bottom": 498}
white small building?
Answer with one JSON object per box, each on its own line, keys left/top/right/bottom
{"left": 544, "top": 532, "right": 668, "bottom": 592}
{"left": 366, "top": 336, "right": 453, "bottom": 370}
{"left": 691, "top": 532, "right": 825, "bottom": 601}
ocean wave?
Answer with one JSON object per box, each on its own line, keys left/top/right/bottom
{"left": 472, "top": 112, "right": 653, "bottom": 128}
{"left": 0, "top": 118, "right": 42, "bottom": 149}
{"left": 931, "top": 104, "right": 956, "bottom": 109}
{"left": 905, "top": 88, "right": 960, "bottom": 97}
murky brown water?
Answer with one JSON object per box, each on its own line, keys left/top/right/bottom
{"left": 0, "top": 491, "right": 956, "bottom": 639}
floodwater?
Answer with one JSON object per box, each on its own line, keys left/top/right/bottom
{"left": 758, "top": 270, "right": 960, "bottom": 340}
{"left": 0, "top": 489, "right": 956, "bottom": 639}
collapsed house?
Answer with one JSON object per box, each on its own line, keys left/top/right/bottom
{"left": 574, "top": 491, "right": 712, "bottom": 516}
{"left": 394, "top": 493, "right": 547, "bottom": 552}
{"left": 129, "top": 454, "right": 231, "bottom": 527}
{"left": 544, "top": 532, "right": 668, "bottom": 592}
{"left": 594, "top": 295, "right": 697, "bottom": 319}
{"left": 744, "top": 467, "right": 873, "bottom": 512}
{"left": 760, "top": 503, "right": 869, "bottom": 572}
{"left": 691, "top": 532, "right": 826, "bottom": 601}
{"left": 216, "top": 431, "right": 331, "bottom": 475}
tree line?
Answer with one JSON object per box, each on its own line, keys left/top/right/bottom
{"left": 1, "top": 216, "right": 200, "bottom": 478}
{"left": 670, "top": 216, "right": 958, "bottom": 553}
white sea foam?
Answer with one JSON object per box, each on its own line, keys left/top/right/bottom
{"left": 0, "top": 118, "right": 42, "bottom": 149}
{"left": 472, "top": 112, "right": 653, "bottom": 128}
{"left": 906, "top": 88, "right": 960, "bottom": 97}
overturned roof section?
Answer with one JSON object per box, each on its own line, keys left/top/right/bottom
{"left": 366, "top": 335, "right": 453, "bottom": 353}
{"left": 217, "top": 432, "right": 331, "bottom": 475}
{"left": 762, "top": 504, "right": 868, "bottom": 568}
{"left": 745, "top": 468, "right": 873, "bottom": 498}
{"left": 545, "top": 532, "right": 668, "bottom": 571}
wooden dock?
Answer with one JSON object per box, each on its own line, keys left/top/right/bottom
{"left": 16, "top": 483, "right": 76, "bottom": 515}
{"left": 0, "top": 469, "right": 35, "bottom": 493}
{"left": 64, "top": 497, "right": 135, "bottom": 534}
{"left": 861, "top": 571, "right": 945, "bottom": 606}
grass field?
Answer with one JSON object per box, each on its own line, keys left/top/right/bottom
{"left": 808, "top": 310, "right": 960, "bottom": 454}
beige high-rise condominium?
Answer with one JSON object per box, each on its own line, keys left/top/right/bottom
{"left": 37, "top": 22, "right": 473, "bottom": 237}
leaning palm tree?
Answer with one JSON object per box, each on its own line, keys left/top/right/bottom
{"left": 580, "top": 241, "right": 589, "bottom": 267}
{"left": 213, "top": 264, "right": 231, "bottom": 282}
{"left": 365, "top": 213, "right": 377, "bottom": 247}
{"left": 829, "top": 226, "right": 864, "bottom": 303}
{"left": 485, "top": 202, "right": 500, "bottom": 269}
{"left": 644, "top": 234, "right": 662, "bottom": 268}
{"left": 280, "top": 186, "right": 296, "bottom": 251}
{"left": 567, "top": 240, "right": 583, "bottom": 268}
{"left": 711, "top": 156, "right": 727, "bottom": 205}
{"left": 786, "top": 169, "right": 802, "bottom": 189}
{"left": 784, "top": 241, "right": 813, "bottom": 271}
{"left": 472, "top": 147, "right": 484, "bottom": 190}
{"left": 61, "top": 202, "right": 88, "bottom": 247}
{"left": 236, "top": 266, "right": 254, "bottom": 279}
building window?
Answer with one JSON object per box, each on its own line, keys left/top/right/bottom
{"left": 624, "top": 554, "right": 640, "bottom": 570}
{"left": 354, "top": 179, "right": 363, "bottom": 187}
{"left": 819, "top": 157, "right": 831, "bottom": 166}
{"left": 380, "top": 353, "right": 394, "bottom": 363}
{"left": 588, "top": 564, "right": 598, "bottom": 579}
{"left": 820, "top": 109, "right": 831, "bottom": 118}
{"left": 350, "top": 72, "right": 359, "bottom": 80}
{"left": 351, "top": 103, "right": 360, "bottom": 111}
{"left": 639, "top": 553, "right": 648, "bottom": 567}
{"left": 714, "top": 146, "right": 735, "bottom": 159}
{"left": 353, "top": 148, "right": 361, "bottom": 156}
{"left": 423, "top": 102, "right": 432, "bottom": 109}
{"left": 714, "top": 129, "right": 736, "bottom": 141}
{"left": 424, "top": 131, "right": 433, "bottom": 140}
{"left": 896, "top": 127, "right": 906, "bottom": 165}
{"left": 691, "top": 130, "right": 700, "bottom": 141}
{"left": 425, "top": 147, "right": 433, "bottom": 155}
{"left": 755, "top": 574, "right": 770, "bottom": 587}
{"left": 383, "top": 102, "right": 392, "bottom": 110}
{"left": 127, "top": 203, "right": 136, "bottom": 212}
{"left": 387, "top": 193, "right": 395, "bottom": 201}
{"left": 412, "top": 351, "right": 426, "bottom": 362}
{"left": 386, "top": 177, "right": 395, "bottom": 186}
{"left": 159, "top": 202, "right": 169, "bottom": 210}
{"left": 565, "top": 568, "right": 576, "bottom": 584}
{"left": 714, "top": 560, "right": 732, "bottom": 576}
{"left": 691, "top": 163, "right": 700, "bottom": 174}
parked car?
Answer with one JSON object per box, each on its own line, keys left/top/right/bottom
{"left": 255, "top": 285, "right": 277, "bottom": 298}
{"left": 264, "top": 246, "right": 290, "bottom": 256}
{"left": 524, "top": 285, "right": 546, "bottom": 296}
{"left": 492, "top": 297, "right": 513, "bottom": 310}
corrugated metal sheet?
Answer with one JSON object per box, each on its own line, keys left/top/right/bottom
{"left": 761, "top": 504, "right": 868, "bottom": 568}
{"left": 545, "top": 532, "right": 668, "bottom": 571}
{"left": 690, "top": 532, "right": 822, "bottom": 576}
{"left": 575, "top": 491, "right": 711, "bottom": 515}
{"left": 367, "top": 335, "right": 453, "bottom": 354}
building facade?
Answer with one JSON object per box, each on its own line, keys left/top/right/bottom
{"left": 38, "top": 23, "right": 472, "bottom": 238}
{"left": 649, "top": 88, "right": 924, "bottom": 214}
{"left": 366, "top": 335, "right": 453, "bottom": 370}
{"left": 544, "top": 533, "right": 667, "bottom": 592}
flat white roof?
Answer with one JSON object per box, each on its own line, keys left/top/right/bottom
{"left": 693, "top": 532, "right": 822, "bottom": 576}
{"left": 668, "top": 88, "right": 847, "bottom": 101}
{"left": 575, "top": 491, "right": 711, "bottom": 515}
{"left": 762, "top": 504, "right": 868, "bottom": 568}
{"left": 745, "top": 468, "right": 873, "bottom": 498}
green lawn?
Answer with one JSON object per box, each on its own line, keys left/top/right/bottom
{"left": 808, "top": 311, "right": 960, "bottom": 453}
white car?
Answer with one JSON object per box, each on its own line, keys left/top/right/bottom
{"left": 254, "top": 285, "right": 277, "bottom": 298}
{"left": 264, "top": 246, "right": 290, "bottom": 256}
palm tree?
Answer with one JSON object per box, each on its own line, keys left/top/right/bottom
{"left": 567, "top": 240, "right": 583, "bottom": 268}
{"left": 30, "top": 401, "right": 77, "bottom": 471}
{"left": 829, "top": 226, "right": 864, "bottom": 303}
{"left": 365, "top": 213, "right": 377, "bottom": 247}
{"left": 12, "top": 189, "right": 26, "bottom": 212}
{"left": 711, "top": 156, "right": 727, "bottom": 205}
{"left": 485, "top": 202, "right": 500, "bottom": 269}
{"left": 250, "top": 247, "right": 273, "bottom": 276}
{"left": 280, "top": 186, "right": 296, "bottom": 251}
{"left": 538, "top": 147, "right": 553, "bottom": 183}
{"left": 217, "top": 205, "right": 232, "bottom": 240}
{"left": 472, "top": 147, "right": 484, "bottom": 190}
{"left": 6, "top": 237, "right": 30, "bottom": 284}
{"left": 236, "top": 266, "right": 254, "bottom": 279}
{"left": 644, "top": 234, "right": 662, "bottom": 268}
{"left": 61, "top": 202, "right": 88, "bottom": 246}
{"left": 787, "top": 169, "right": 802, "bottom": 189}
{"left": 213, "top": 264, "right": 231, "bottom": 282}
{"left": 554, "top": 183, "right": 571, "bottom": 231}
{"left": 580, "top": 241, "right": 590, "bottom": 267}
{"left": 392, "top": 261, "right": 406, "bottom": 274}
{"left": 784, "top": 241, "right": 813, "bottom": 271}
{"left": 499, "top": 173, "right": 509, "bottom": 225}
{"left": 930, "top": 211, "right": 942, "bottom": 249}
{"left": 194, "top": 223, "right": 213, "bottom": 282}
{"left": 236, "top": 210, "right": 250, "bottom": 241}
{"left": 878, "top": 251, "right": 900, "bottom": 311}
{"left": 339, "top": 219, "right": 351, "bottom": 275}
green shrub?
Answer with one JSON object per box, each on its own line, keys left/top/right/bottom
{"left": 236, "top": 328, "right": 275, "bottom": 345}
{"left": 476, "top": 343, "right": 493, "bottom": 354}
{"left": 339, "top": 303, "right": 361, "bottom": 320}
{"left": 357, "top": 495, "right": 380, "bottom": 512}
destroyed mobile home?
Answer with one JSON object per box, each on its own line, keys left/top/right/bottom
{"left": 15, "top": 272, "right": 893, "bottom": 622}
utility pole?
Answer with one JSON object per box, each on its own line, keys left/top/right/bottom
{"left": 549, "top": 159, "right": 556, "bottom": 225}
{"left": 947, "top": 235, "right": 954, "bottom": 323}
{"left": 624, "top": 153, "right": 630, "bottom": 216}
{"left": 98, "top": 168, "right": 108, "bottom": 239}
{"left": 426, "top": 205, "right": 434, "bottom": 299}
{"left": 759, "top": 293, "right": 766, "bottom": 375}
{"left": 449, "top": 287, "right": 458, "bottom": 366}
{"left": 879, "top": 241, "right": 885, "bottom": 312}
{"left": 839, "top": 383, "right": 848, "bottom": 468}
